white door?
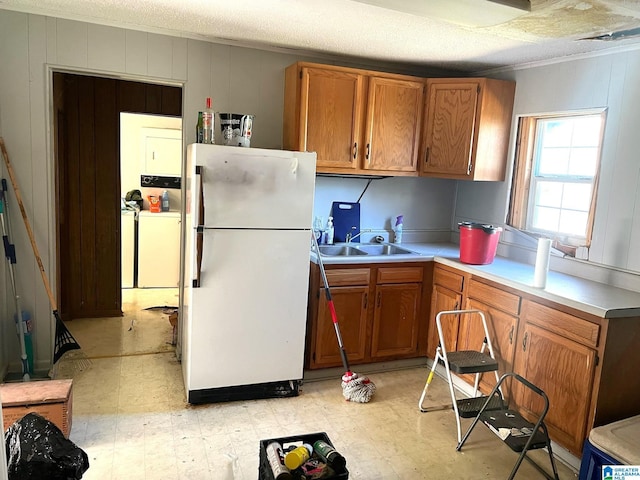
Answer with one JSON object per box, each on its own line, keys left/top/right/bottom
{"left": 192, "top": 144, "right": 316, "bottom": 229}
{"left": 187, "top": 228, "right": 311, "bottom": 390}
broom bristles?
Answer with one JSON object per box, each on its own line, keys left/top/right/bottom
{"left": 53, "top": 313, "right": 81, "bottom": 364}
{"left": 50, "top": 311, "right": 91, "bottom": 379}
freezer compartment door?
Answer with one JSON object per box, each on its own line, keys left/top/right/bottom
{"left": 196, "top": 147, "right": 316, "bottom": 229}
{"left": 186, "top": 229, "right": 311, "bottom": 390}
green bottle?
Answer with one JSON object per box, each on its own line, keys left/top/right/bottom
{"left": 196, "top": 111, "right": 204, "bottom": 143}
{"left": 313, "top": 440, "right": 346, "bottom": 469}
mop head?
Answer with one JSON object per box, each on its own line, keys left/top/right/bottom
{"left": 341, "top": 372, "right": 376, "bottom": 403}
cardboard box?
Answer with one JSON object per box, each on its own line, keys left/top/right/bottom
{"left": 1, "top": 379, "right": 73, "bottom": 437}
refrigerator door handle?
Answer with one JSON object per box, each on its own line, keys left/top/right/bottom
{"left": 194, "top": 169, "right": 204, "bottom": 287}
{"left": 290, "top": 157, "right": 298, "bottom": 175}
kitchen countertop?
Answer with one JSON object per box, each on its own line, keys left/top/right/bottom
{"left": 311, "top": 242, "right": 640, "bottom": 319}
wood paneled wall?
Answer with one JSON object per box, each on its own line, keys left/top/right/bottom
{"left": 54, "top": 72, "right": 181, "bottom": 320}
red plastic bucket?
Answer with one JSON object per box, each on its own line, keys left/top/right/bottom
{"left": 458, "top": 222, "right": 502, "bottom": 265}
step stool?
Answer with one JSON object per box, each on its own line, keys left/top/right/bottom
{"left": 418, "top": 309, "right": 504, "bottom": 443}
{"left": 579, "top": 414, "right": 640, "bottom": 480}
{"left": 457, "top": 372, "right": 560, "bottom": 480}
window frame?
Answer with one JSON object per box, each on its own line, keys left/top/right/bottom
{"left": 508, "top": 109, "right": 606, "bottom": 252}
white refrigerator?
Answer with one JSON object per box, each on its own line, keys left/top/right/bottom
{"left": 181, "top": 144, "right": 316, "bottom": 403}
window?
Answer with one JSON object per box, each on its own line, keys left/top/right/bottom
{"left": 508, "top": 111, "right": 605, "bottom": 254}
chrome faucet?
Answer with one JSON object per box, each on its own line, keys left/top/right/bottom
{"left": 346, "top": 228, "right": 371, "bottom": 243}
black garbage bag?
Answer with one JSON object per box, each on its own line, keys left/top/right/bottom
{"left": 5, "top": 412, "right": 89, "bottom": 480}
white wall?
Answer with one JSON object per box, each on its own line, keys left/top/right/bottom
{"left": 455, "top": 48, "right": 640, "bottom": 288}
{"left": 0, "top": 11, "right": 319, "bottom": 374}
{"left": 314, "top": 176, "right": 455, "bottom": 242}
{"left": 0, "top": 11, "right": 446, "bottom": 375}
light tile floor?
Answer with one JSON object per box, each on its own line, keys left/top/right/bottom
{"left": 59, "top": 288, "right": 579, "bottom": 479}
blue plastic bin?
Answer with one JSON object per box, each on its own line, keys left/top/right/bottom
{"left": 579, "top": 438, "right": 621, "bottom": 480}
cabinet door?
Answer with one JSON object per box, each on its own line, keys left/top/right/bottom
{"left": 141, "top": 127, "right": 182, "bottom": 175}
{"left": 363, "top": 76, "right": 424, "bottom": 173}
{"left": 422, "top": 81, "right": 478, "bottom": 177}
{"left": 371, "top": 283, "right": 421, "bottom": 358}
{"left": 300, "top": 67, "right": 365, "bottom": 171}
{"left": 427, "top": 285, "right": 462, "bottom": 357}
{"left": 459, "top": 298, "right": 518, "bottom": 395}
{"left": 314, "top": 286, "right": 369, "bottom": 368}
{"left": 513, "top": 322, "right": 596, "bottom": 454}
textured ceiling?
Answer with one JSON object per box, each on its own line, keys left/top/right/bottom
{"left": 1, "top": 0, "right": 640, "bottom": 72}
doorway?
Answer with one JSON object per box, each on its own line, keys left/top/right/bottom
{"left": 52, "top": 72, "right": 182, "bottom": 322}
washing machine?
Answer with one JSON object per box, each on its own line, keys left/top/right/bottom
{"left": 137, "top": 210, "right": 181, "bottom": 288}
{"left": 121, "top": 210, "right": 136, "bottom": 288}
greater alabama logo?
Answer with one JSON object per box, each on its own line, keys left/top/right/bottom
{"left": 603, "top": 465, "right": 640, "bottom": 480}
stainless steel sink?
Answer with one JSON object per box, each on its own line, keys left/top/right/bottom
{"left": 316, "top": 243, "right": 417, "bottom": 256}
{"left": 354, "top": 244, "right": 415, "bottom": 255}
{"left": 317, "top": 245, "right": 368, "bottom": 256}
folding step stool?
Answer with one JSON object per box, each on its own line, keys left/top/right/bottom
{"left": 457, "top": 372, "right": 560, "bottom": 480}
{"left": 418, "top": 309, "right": 504, "bottom": 443}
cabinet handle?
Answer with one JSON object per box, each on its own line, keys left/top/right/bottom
{"left": 425, "top": 147, "right": 430, "bottom": 164}
{"left": 366, "top": 143, "right": 370, "bottom": 161}
{"left": 522, "top": 332, "right": 528, "bottom": 351}
{"left": 376, "top": 291, "right": 381, "bottom": 308}
{"left": 352, "top": 142, "right": 357, "bottom": 161}
{"left": 454, "top": 301, "right": 459, "bottom": 310}
{"left": 363, "top": 293, "right": 368, "bottom": 309}
{"left": 509, "top": 325, "right": 514, "bottom": 344}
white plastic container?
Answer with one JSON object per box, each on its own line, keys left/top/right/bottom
{"left": 325, "top": 217, "right": 334, "bottom": 245}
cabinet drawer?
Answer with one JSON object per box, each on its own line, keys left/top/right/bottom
{"left": 377, "top": 266, "right": 423, "bottom": 284}
{"left": 523, "top": 300, "right": 600, "bottom": 348}
{"left": 325, "top": 268, "right": 370, "bottom": 286}
{"left": 434, "top": 266, "right": 464, "bottom": 292}
{"left": 468, "top": 278, "right": 520, "bottom": 316}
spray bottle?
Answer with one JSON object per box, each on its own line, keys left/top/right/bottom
{"left": 325, "top": 217, "right": 334, "bottom": 245}
{"left": 393, "top": 215, "right": 403, "bottom": 243}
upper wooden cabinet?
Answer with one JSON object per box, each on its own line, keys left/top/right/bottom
{"left": 284, "top": 62, "right": 424, "bottom": 176}
{"left": 363, "top": 76, "right": 424, "bottom": 174}
{"left": 420, "top": 78, "right": 516, "bottom": 181}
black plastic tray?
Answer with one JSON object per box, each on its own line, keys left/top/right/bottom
{"left": 259, "top": 432, "right": 348, "bottom": 480}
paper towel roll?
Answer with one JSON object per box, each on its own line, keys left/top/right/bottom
{"left": 533, "top": 238, "right": 552, "bottom": 288}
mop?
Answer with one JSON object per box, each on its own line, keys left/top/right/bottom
{"left": 0, "top": 180, "right": 31, "bottom": 380}
{"left": 312, "top": 232, "right": 376, "bottom": 403}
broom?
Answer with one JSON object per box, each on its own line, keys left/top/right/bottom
{"left": 0, "top": 137, "right": 89, "bottom": 375}
{"left": 312, "top": 232, "right": 375, "bottom": 403}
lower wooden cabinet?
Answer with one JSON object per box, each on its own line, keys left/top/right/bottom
{"left": 513, "top": 300, "right": 598, "bottom": 455}
{"left": 307, "top": 263, "right": 428, "bottom": 369}
{"left": 461, "top": 297, "right": 518, "bottom": 395}
{"left": 428, "top": 264, "right": 640, "bottom": 457}
{"left": 427, "top": 284, "right": 461, "bottom": 356}
{"left": 371, "top": 282, "right": 421, "bottom": 358}
{"left": 315, "top": 286, "right": 369, "bottom": 367}
{"left": 427, "top": 265, "right": 465, "bottom": 357}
